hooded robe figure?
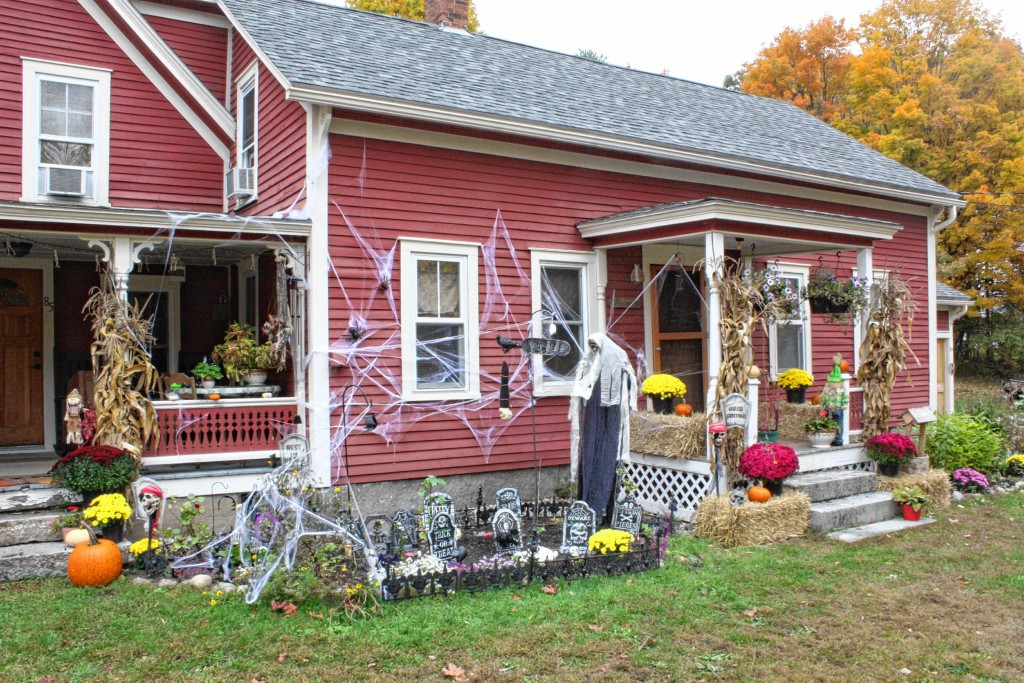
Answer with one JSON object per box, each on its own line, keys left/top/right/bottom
{"left": 569, "top": 333, "right": 637, "bottom": 523}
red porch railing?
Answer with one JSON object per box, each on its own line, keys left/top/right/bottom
{"left": 145, "top": 400, "right": 298, "bottom": 457}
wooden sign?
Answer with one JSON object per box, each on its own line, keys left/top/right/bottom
{"left": 492, "top": 508, "right": 523, "bottom": 553}
{"left": 719, "top": 393, "right": 750, "bottom": 430}
{"left": 427, "top": 512, "right": 459, "bottom": 561}
{"left": 560, "top": 501, "right": 596, "bottom": 556}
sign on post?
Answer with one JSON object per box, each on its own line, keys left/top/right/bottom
{"left": 719, "top": 393, "right": 750, "bottom": 430}
{"left": 521, "top": 337, "right": 571, "bottom": 357}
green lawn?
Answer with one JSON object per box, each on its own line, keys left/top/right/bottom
{"left": 2, "top": 491, "right": 1023, "bottom": 683}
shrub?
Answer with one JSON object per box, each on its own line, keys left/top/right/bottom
{"left": 926, "top": 412, "right": 1005, "bottom": 474}
{"left": 49, "top": 445, "right": 138, "bottom": 494}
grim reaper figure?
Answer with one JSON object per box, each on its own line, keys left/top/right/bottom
{"left": 569, "top": 333, "right": 637, "bottom": 524}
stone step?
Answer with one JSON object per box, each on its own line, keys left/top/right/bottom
{"left": 0, "top": 486, "right": 79, "bottom": 514}
{"left": 785, "top": 470, "right": 878, "bottom": 503}
{"left": 0, "top": 542, "right": 72, "bottom": 581}
{"left": 809, "top": 491, "right": 897, "bottom": 532}
{"left": 0, "top": 511, "right": 62, "bottom": 547}
{"left": 828, "top": 517, "right": 937, "bottom": 543}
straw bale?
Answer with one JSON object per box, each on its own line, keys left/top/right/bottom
{"left": 693, "top": 491, "right": 810, "bottom": 547}
{"left": 876, "top": 468, "right": 951, "bottom": 508}
{"left": 776, "top": 402, "right": 821, "bottom": 441}
{"left": 629, "top": 412, "right": 707, "bottom": 460}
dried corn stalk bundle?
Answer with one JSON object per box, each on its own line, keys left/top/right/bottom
{"left": 857, "top": 272, "right": 917, "bottom": 440}
{"left": 694, "top": 491, "right": 810, "bottom": 547}
{"left": 629, "top": 412, "right": 708, "bottom": 459}
{"left": 84, "top": 274, "right": 160, "bottom": 460}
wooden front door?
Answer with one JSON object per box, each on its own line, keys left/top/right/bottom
{"left": 650, "top": 266, "right": 707, "bottom": 413}
{"left": 0, "top": 268, "right": 45, "bottom": 447}
{"left": 936, "top": 337, "right": 949, "bottom": 414}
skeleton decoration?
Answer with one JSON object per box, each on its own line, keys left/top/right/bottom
{"left": 64, "top": 388, "right": 84, "bottom": 445}
{"left": 132, "top": 477, "right": 166, "bottom": 527}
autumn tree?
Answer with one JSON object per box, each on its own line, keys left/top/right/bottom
{"left": 346, "top": 0, "right": 481, "bottom": 32}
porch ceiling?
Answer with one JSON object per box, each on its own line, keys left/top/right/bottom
{"left": 577, "top": 198, "right": 903, "bottom": 254}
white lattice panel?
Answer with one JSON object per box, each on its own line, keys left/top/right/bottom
{"left": 624, "top": 455, "right": 713, "bottom": 519}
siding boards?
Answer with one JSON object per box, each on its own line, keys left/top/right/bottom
{"left": 145, "top": 14, "right": 227, "bottom": 102}
{"left": 0, "top": 0, "right": 223, "bottom": 210}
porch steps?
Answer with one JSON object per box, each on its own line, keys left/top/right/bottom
{"left": 0, "top": 485, "right": 79, "bottom": 514}
{"left": 0, "top": 541, "right": 72, "bottom": 581}
{"left": 784, "top": 470, "right": 877, "bottom": 502}
{"left": 784, "top": 469, "right": 898, "bottom": 532}
{"left": 0, "top": 510, "right": 62, "bottom": 546}
{"left": 828, "top": 517, "right": 937, "bottom": 543}
{"left": 0, "top": 486, "right": 83, "bottom": 582}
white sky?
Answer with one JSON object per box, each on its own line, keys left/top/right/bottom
{"left": 472, "top": 0, "right": 1024, "bottom": 87}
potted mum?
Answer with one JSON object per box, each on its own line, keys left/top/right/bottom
{"left": 804, "top": 412, "right": 840, "bottom": 449}
{"left": 777, "top": 368, "right": 814, "bottom": 403}
{"left": 802, "top": 264, "right": 869, "bottom": 324}
{"left": 640, "top": 373, "right": 687, "bottom": 414}
{"left": 952, "top": 467, "right": 989, "bottom": 493}
{"left": 83, "top": 492, "right": 133, "bottom": 542}
{"left": 50, "top": 445, "right": 139, "bottom": 502}
{"left": 864, "top": 432, "right": 918, "bottom": 477}
{"left": 738, "top": 442, "right": 800, "bottom": 497}
{"left": 891, "top": 486, "right": 928, "bottom": 521}
{"left": 212, "top": 322, "right": 276, "bottom": 385}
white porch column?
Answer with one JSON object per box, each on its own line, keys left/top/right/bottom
{"left": 855, "top": 247, "right": 873, "bottom": 371}
{"left": 595, "top": 247, "right": 608, "bottom": 333}
{"left": 840, "top": 373, "right": 852, "bottom": 445}
{"left": 305, "top": 105, "right": 333, "bottom": 485}
{"left": 704, "top": 232, "right": 724, "bottom": 415}
{"left": 87, "top": 236, "right": 160, "bottom": 302}
{"left": 746, "top": 378, "right": 760, "bottom": 446}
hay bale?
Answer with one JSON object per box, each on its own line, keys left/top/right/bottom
{"left": 693, "top": 491, "right": 811, "bottom": 547}
{"left": 876, "top": 469, "right": 951, "bottom": 508}
{"left": 629, "top": 412, "right": 707, "bottom": 460}
{"left": 776, "top": 402, "right": 821, "bottom": 441}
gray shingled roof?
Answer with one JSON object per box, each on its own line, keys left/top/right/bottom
{"left": 937, "top": 282, "right": 973, "bottom": 304}
{"left": 220, "top": 0, "right": 959, "bottom": 201}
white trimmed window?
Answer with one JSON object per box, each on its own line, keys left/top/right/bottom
{"left": 400, "top": 239, "right": 480, "bottom": 401}
{"left": 769, "top": 265, "right": 812, "bottom": 376}
{"left": 22, "top": 59, "right": 111, "bottom": 205}
{"left": 531, "top": 250, "right": 597, "bottom": 396}
{"left": 231, "top": 62, "right": 259, "bottom": 202}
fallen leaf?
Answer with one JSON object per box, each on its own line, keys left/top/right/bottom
{"left": 271, "top": 600, "right": 298, "bottom": 616}
{"left": 743, "top": 609, "right": 758, "bottom": 618}
{"left": 588, "top": 624, "right": 605, "bottom": 632}
{"left": 511, "top": 593, "right": 522, "bottom": 601}
{"left": 277, "top": 652, "right": 288, "bottom": 664}
{"left": 625, "top": 578, "right": 633, "bottom": 586}
{"left": 619, "top": 652, "right": 629, "bottom": 660}
{"left": 250, "top": 677, "right": 265, "bottom": 683}
{"left": 428, "top": 655, "right": 437, "bottom": 661}
{"left": 308, "top": 611, "right": 324, "bottom": 620}
{"left": 899, "top": 667, "right": 912, "bottom": 675}
{"left": 948, "top": 518, "right": 959, "bottom": 524}
{"left": 35, "top": 678, "right": 54, "bottom": 683}
{"left": 542, "top": 582, "right": 559, "bottom": 595}
{"left": 598, "top": 665, "right": 608, "bottom": 673}
{"left": 368, "top": 662, "right": 377, "bottom": 668}
{"left": 442, "top": 662, "right": 468, "bottom": 682}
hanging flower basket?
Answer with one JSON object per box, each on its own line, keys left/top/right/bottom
{"left": 809, "top": 296, "right": 850, "bottom": 315}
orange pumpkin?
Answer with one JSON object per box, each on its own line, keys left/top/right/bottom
{"left": 747, "top": 485, "right": 772, "bottom": 503}
{"left": 839, "top": 359, "right": 850, "bottom": 373}
{"left": 675, "top": 403, "right": 693, "bottom": 417}
{"left": 68, "top": 529, "right": 122, "bottom": 587}
{"left": 209, "top": 393, "right": 221, "bottom": 401}
{"left": 810, "top": 393, "right": 821, "bottom": 405}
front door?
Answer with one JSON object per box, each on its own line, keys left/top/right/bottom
{"left": 0, "top": 268, "right": 45, "bottom": 447}
{"left": 936, "top": 337, "right": 949, "bottom": 414}
{"left": 650, "top": 265, "right": 706, "bottom": 413}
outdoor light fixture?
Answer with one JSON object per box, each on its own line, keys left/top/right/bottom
{"left": 5, "top": 240, "right": 32, "bottom": 258}
{"left": 339, "top": 384, "right": 376, "bottom": 432}
{"left": 630, "top": 263, "right": 643, "bottom": 284}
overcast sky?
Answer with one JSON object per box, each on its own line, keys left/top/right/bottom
{"left": 472, "top": 0, "right": 1024, "bottom": 88}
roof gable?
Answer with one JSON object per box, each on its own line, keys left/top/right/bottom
{"left": 220, "top": 0, "right": 959, "bottom": 203}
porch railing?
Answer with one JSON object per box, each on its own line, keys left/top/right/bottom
{"left": 144, "top": 399, "right": 298, "bottom": 461}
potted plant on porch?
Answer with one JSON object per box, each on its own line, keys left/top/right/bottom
{"left": 738, "top": 442, "right": 800, "bottom": 499}
{"left": 891, "top": 485, "right": 928, "bottom": 521}
{"left": 212, "top": 322, "right": 276, "bottom": 386}
{"left": 640, "top": 373, "right": 687, "bottom": 414}
{"left": 777, "top": 368, "right": 814, "bottom": 403}
{"left": 864, "top": 431, "right": 918, "bottom": 477}
{"left": 191, "top": 360, "right": 223, "bottom": 389}
{"left": 804, "top": 412, "right": 840, "bottom": 449}
{"left": 49, "top": 445, "right": 139, "bottom": 504}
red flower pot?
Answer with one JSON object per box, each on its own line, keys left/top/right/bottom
{"left": 901, "top": 504, "right": 921, "bottom": 521}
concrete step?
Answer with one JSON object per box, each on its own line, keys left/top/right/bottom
{"left": 0, "top": 486, "right": 79, "bottom": 514}
{"left": 0, "top": 542, "right": 72, "bottom": 581}
{"left": 809, "top": 491, "right": 897, "bottom": 532}
{"left": 828, "top": 517, "right": 937, "bottom": 543}
{"left": 785, "top": 470, "right": 878, "bottom": 503}
{"left": 0, "top": 511, "right": 62, "bottom": 547}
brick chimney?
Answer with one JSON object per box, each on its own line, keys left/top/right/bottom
{"left": 424, "top": 0, "right": 469, "bottom": 31}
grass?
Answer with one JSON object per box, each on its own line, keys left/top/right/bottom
{"left": 3, "top": 491, "right": 1024, "bottom": 682}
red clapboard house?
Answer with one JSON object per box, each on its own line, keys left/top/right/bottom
{"left": 0, "top": 0, "right": 968, "bottom": 512}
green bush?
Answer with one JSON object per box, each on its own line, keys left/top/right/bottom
{"left": 926, "top": 412, "right": 1005, "bottom": 474}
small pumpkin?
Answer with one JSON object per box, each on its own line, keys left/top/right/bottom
{"left": 747, "top": 485, "right": 772, "bottom": 503}
{"left": 63, "top": 528, "right": 91, "bottom": 548}
{"left": 68, "top": 525, "right": 122, "bottom": 587}
{"left": 208, "top": 393, "right": 221, "bottom": 401}
{"left": 811, "top": 393, "right": 821, "bottom": 405}
{"left": 839, "top": 359, "right": 850, "bottom": 373}
{"left": 747, "top": 365, "right": 761, "bottom": 379}
{"left": 675, "top": 402, "right": 694, "bottom": 417}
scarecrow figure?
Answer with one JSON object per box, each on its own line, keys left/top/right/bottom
{"left": 820, "top": 354, "right": 849, "bottom": 447}
{"left": 64, "top": 389, "right": 84, "bottom": 445}
{"left": 569, "top": 333, "right": 637, "bottom": 524}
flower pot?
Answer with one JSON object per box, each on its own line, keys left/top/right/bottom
{"left": 102, "top": 522, "right": 125, "bottom": 543}
{"left": 764, "top": 479, "right": 785, "bottom": 496}
{"left": 785, "top": 388, "right": 807, "bottom": 404}
{"left": 901, "top": 504, "right": 922, "bottom": 521}
{"left": 201, "top": 379, "right": 216, "bottom": 390}
{"left": 757, "top": 429, "right": 779, "bottom": 444}
{"left": 649, "top": 396, "right": 675, "bottom": 415}
{"left": 243, "top": 369, "right": 268, "bottom": 386}
{"left": 808, "top": 431, "right": 837, "bottom": 449}
{"left": 809, "top": 296, "right": 849, "bottom": 315}
{"left": 876, "top": 461, "right": 900, "bottom": 477}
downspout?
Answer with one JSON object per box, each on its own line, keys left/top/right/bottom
{"left": 931, "top": 206, "right": 958, "bottom": 234}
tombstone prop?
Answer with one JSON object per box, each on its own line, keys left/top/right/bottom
{"left": 495, "top": 487, "right": 522, "bottom": 518}
{"left": 392, "top": 508, "right": 419, "bottom": 550}
{"left": 424, "top": 493, "right": 455, "bottom": 527}
{"left": 365, "top": 515, "right": 400, "bottom": 559}
{"left": 492, "top": 508, "right": 523, "bottom": 553}
{"left": 611, "top": 494, "right": 642, "bottom": 538}
{"left": 427, "top": 512, "right": 461, "bottom": 561}
{"left": 278, "top": 433, "right": 310, "bottom": 470}
{"left": 560, "top": 500, "right": 596, "bottom": 556}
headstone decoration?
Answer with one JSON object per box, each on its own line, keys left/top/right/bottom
{"left": 427, "top": 512, "right": 459, "bottom": 561}
{"left": 491, "top": 508, "right": 523, "bottom": 553}
{"left": 719, "top": 393, "right": 750, "bottom": 431}
{"left": 392, "top": 508, "right": 419, "bottom": 550}
{"left": 611, "top": 493, "right": 643, "bottom": 538}
{"left": 495, "top": 487, "right": 522, "bottom": 518}
{"left": 424, "top": 492, "right": 455, "bottom": 527}
{"left": 365, "top": 514, "right": 400, "bottom": 559}
{"left": 278, "top": 433, "right": 311, "bottom": 470}
{"left": 560, "top": 500, "right": 596, "bottom": 556}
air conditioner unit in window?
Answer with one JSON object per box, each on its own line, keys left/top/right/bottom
{"left": 226, "top": 166, "right": 256, "bottom": 200}
{"left": 43, "top": 166, "right": 87, "bottom": 197}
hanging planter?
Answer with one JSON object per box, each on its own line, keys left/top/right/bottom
{"left": 802, "top": 257, "right": 869, "bottom": 324}
{"left": 809, "top": 296, "right": 850, "bottom": 315}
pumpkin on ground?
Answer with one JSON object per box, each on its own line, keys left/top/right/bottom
{"left": 747, "top": 485, "right": 772, "bottom": 503}
{"left": 68, "top": 527, "right": 122, "bottom": 587}
{"left": 63, "top": 528, "right": 91, "bottom": 548}
{"left": 675, "top": 403, "right": 694, "bottom": 417}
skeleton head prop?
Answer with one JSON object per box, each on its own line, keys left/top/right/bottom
{"left": 133, "top": 477, "right": 166, "bottom": 526}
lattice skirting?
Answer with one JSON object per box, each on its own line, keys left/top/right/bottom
{"left": 623, "top": 453, "right": 713, "bottom": 520}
